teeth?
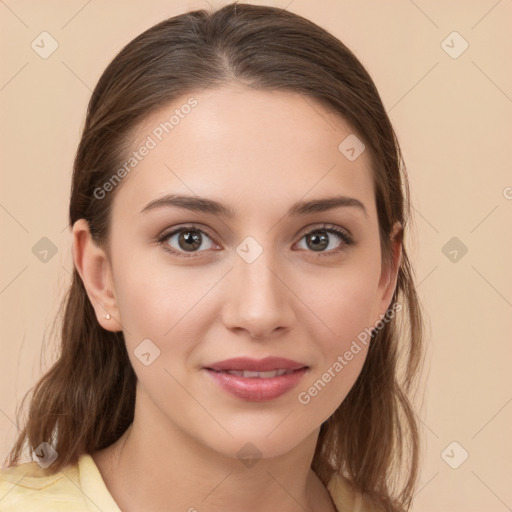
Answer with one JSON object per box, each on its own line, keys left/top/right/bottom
{"left": 256, "top": 370, "right": 279, "bottom": 378}
{"left": 244, "top": 370, "right": 263, "bottom": 378}
{"left": 221, "top": 369, "right": 296, "bottom": 378}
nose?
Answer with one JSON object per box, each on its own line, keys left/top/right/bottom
{"left": 221, "top": 248, "right": 296, "bottom": 340}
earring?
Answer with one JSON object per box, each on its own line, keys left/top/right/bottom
{"left": 104, "top": 314, "right": 111, "bottom": 320}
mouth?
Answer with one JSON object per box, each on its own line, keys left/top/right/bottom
{"left": 202, "top": 356, "right": 309, "bottom": 401}
{"left": 204, "top": 356, "right": 308, "bottom": 373}
{"left": 207, "top": 368, "right": 305, "bottom": 378}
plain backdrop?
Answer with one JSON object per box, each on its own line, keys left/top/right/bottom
{"left": 1, "top": 1, "right": 511, "bottom": 510}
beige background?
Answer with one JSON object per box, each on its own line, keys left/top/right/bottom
{"left": 1, "top": 0, "right": 511, "bottom": 510}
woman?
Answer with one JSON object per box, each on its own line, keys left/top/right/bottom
{"left": 1, "top": 3, "right": 425, "bottom": 511}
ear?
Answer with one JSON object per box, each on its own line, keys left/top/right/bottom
{"left": 372, "top": 221, "right": 403, "bottom": 325}
{"left": 72, "top": 219, "right": 121, "bottom": 332}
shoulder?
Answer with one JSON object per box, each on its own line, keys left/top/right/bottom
{"left": 327, "top": 472, "right": 382, "bottom": 512}
{"left": 0, "top": 454, "right": 98, "bottom": 511}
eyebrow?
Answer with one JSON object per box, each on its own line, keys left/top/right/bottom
{"left": 140, "top": 193, "right": 368, "bottom": 218}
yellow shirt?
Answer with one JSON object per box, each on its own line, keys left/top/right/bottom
{"left": 0, "top": 454, "right": 374, "bottom": 511}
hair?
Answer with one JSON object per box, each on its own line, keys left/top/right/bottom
{"left": 6, "top": 3, "right": 425, "bottom": 511}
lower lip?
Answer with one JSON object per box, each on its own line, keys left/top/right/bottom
{"left": 203, "top": 368, "right": 308, "bottom": 402}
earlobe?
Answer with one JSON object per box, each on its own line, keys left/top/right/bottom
{"left": 71, "top": 219, "right": 121, "bottom": 332}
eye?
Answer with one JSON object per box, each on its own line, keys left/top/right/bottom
{"left": 156, "top": 224, "right": 218, "bottom": 258}
{"left": 156, "top": 223, "right": 354, "bottom": 259}
{"left": 295, "top": 224, "right": 354, "bottom": 257}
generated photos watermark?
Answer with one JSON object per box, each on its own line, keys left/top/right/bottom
{"left": 93, "top": 97, "right": 198, "bottom": 200}
{"left": 297, "top": 301, "right": 402, "bottom": 405}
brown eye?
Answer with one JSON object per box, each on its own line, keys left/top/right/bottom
{"left": 175, "top": 230, "right": 203, "bottom": 252}
{"left": 157, "top": 225, "right": 217, "bottom": 257}
{"left": 305, "top": 231, "right": 330, "bottom": 252}
{"left": 296, "top": 225, "right": 354, "bottom": 256}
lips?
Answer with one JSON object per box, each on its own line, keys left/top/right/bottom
{"left": 203, "top": 356, "right": 309, "bottom": 401}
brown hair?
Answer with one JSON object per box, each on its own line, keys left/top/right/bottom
{"left": 6, "top": 3, "right": 425, "bottom": 510}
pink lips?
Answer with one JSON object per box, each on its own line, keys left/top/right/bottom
{"left": 203, "top": 356, "right": 309, "bottom": 402}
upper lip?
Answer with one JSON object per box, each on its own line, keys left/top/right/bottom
{"left": 205, "top": 357, "right": 308, "bottom": 372}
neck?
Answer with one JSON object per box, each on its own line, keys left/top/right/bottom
{"left": 93, "top": 388, "right": 337, "bottom": 512}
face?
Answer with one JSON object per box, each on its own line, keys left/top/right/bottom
{"left": 75, "top": 83, "right": 401, "bottom": 461}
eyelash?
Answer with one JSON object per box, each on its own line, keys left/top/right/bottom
{"left": 156, "top": 223, "right": 355, "bottom": 259}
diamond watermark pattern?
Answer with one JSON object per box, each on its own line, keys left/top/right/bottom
{"left": 441, "top": 441, "right": 469, "bottom": 469}
{"left": 134, "top": 338, "right": 161, "bottom": 366}
{"left": 31, "top": 31, "right": 59, "bottom": 59}
{"left": 237, "top": 442, "right": 262, "bottom": 468}
{"left": 32, "top": 237, "right": 58, "bottom": 263}
{"left": 441, "top": 31, "right": 468, "bottom": 59}
{"left": 442, "top": 237, "right": 468, "bottom": 263}
{"left": 338, "top": 134, "right": 365, "bottom": 161}
{"left": 236, "top": 236, "right": 263, "bottom": 264}
{"left": 32, "top": 442, "right": 58, "bottom": 469}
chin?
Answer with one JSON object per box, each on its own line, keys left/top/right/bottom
{"left": 199, "top": 425, "right": 315, "bottom": 463}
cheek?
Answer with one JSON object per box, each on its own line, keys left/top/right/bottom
{"left": 294, "top": 260, "right": 379, "bottom": 405}
{"left": 296, "top": 283, "right": 374, "bottom": 416}
{"left": 112, "top": 253, "right": 221, "bottom": 373}
{"left": 112, "top": 243, "right": 199, "bottom": 331}
{"left": 298, "top": 261, "right": 380, "bottom": 343}
{"left": 113, "top": 268, "right": 200, "bottom": 393}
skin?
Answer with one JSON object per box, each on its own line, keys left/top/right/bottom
{"left": 72, "top": 83, "right": 402, "bottom": 512}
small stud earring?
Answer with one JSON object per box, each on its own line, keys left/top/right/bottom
{"left": 104, "top": 314, "right": 111, "bottom": 320}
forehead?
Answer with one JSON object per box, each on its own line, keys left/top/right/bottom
{"left": 112, "top": 84, "right": 375, "bottom": 221}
